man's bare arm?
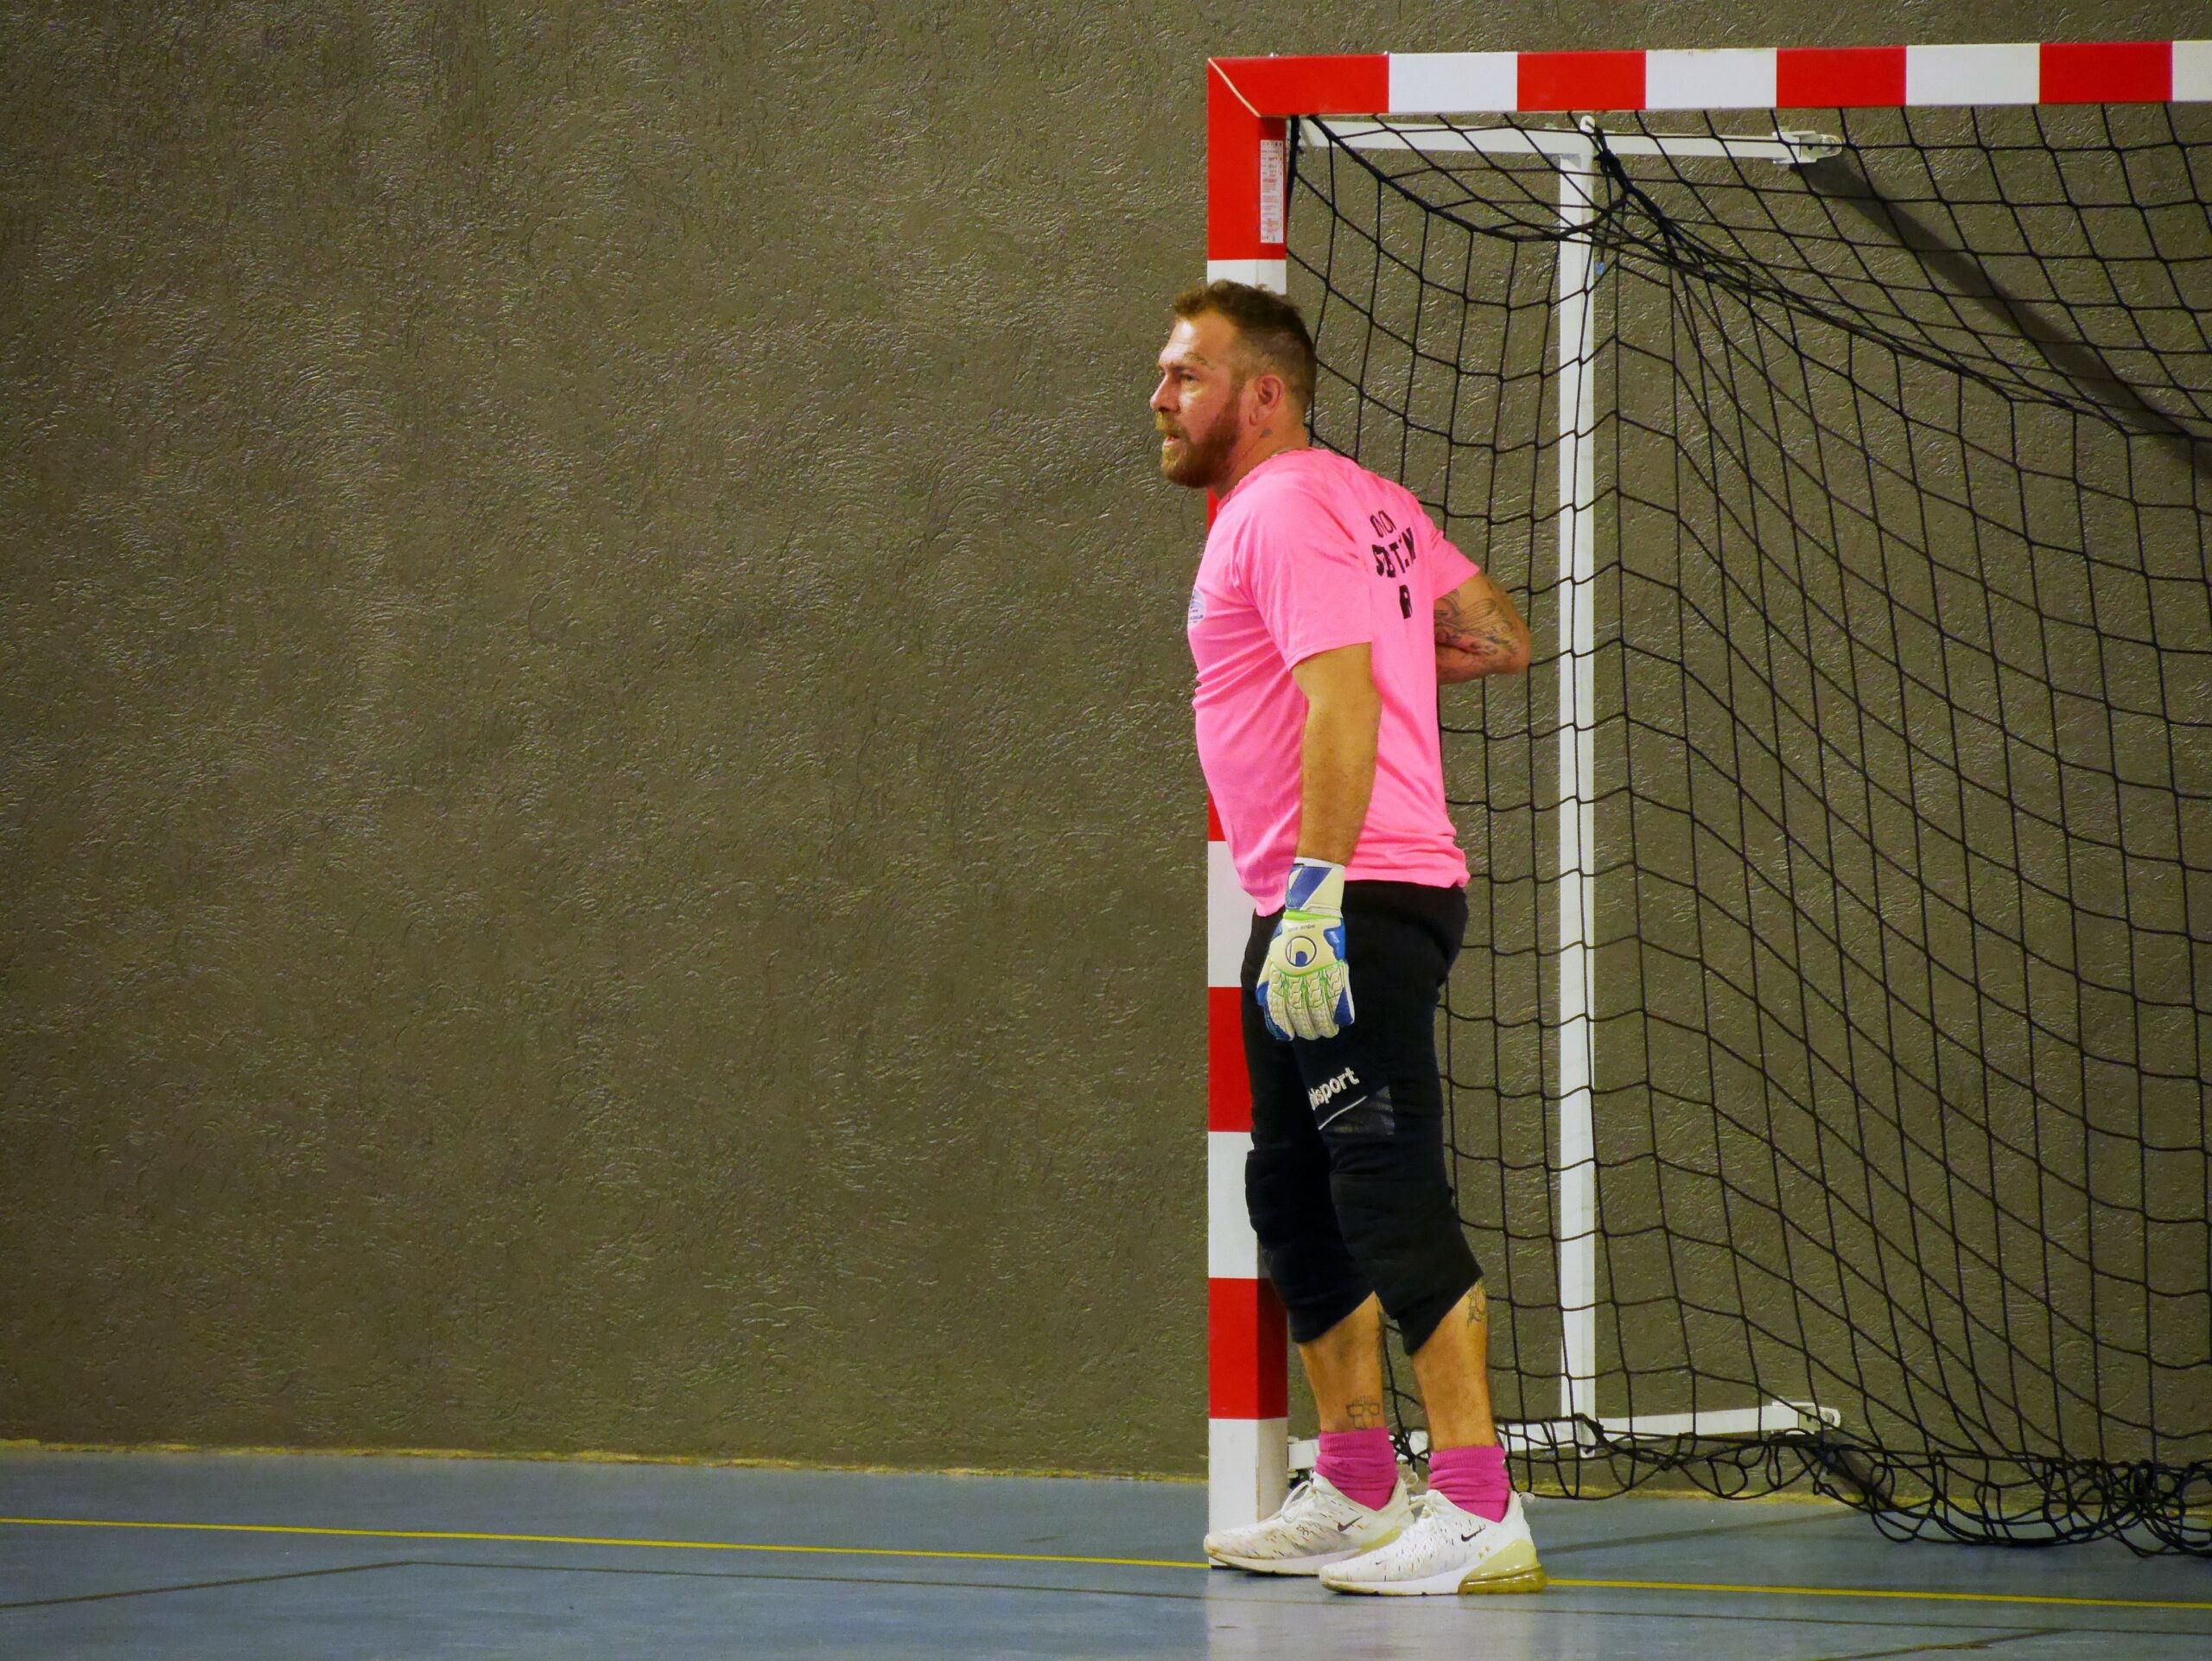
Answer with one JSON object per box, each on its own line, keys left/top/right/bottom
{"left": 1289, "top": 642, "right": 1381, "bottom": 865}
{"left": 1435, "top": 570, "right": 1532, "bottom": 684}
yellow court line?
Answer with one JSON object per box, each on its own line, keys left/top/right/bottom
{"left": 0, "top": 1517, "right": 1195, "bottom": 1572}
{"left": 3, "top": 1517, "right": 2210, "bottom": 1613}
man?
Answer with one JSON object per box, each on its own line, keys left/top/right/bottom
{"left": 1154, "top": 279, "right": 1540, "bottom": 1595}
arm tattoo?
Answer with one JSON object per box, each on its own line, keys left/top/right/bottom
{"left": 1434, "top": 588, "right": 1522, "bottom": 671}
{"left": 1345, "top": 1396, "right": 1388, "bottom": 1430}
{"left": 1469, "top": 1282, "right": 1489, "bottom": 1328}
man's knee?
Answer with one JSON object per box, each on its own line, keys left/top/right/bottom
{"left": 1327, "top": 1153, "right": 1480, "bottom": 1354}
{"left": 1246, "top": 1142, "right": 1371, "bottom": 1345}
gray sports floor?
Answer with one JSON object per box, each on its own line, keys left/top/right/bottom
{"left": 4, "top": 1448, "right": 2209, "bottom": 1658}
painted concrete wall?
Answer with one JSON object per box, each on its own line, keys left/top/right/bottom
{"left": 3, "top": 2, "right": 2204, "bottom": 1474}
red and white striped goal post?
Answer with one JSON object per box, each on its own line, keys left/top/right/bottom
{"left": 1199, "top": 36, "right": 2212, "bottom": 1535}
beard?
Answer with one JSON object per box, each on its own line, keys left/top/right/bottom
{"left": 1158, "top": 408, "right": 1238, "bottom": 489}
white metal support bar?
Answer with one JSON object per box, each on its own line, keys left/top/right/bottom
{"left": 1302, "top": 119, "right": 1834, "bottom": 164}
{"left": 1553, "top": 138, "right": 1603, "bottom": 1436}
{"left": 1501, "top": 1400, "right": 1843, "bottom": 1451}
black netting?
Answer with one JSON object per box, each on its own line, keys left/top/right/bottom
{"left": 1287, "top": 105, "right": 2212, "bottom": 1553}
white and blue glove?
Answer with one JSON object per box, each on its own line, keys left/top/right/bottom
{"left": 1255, "top": 857, "right": 1355, "bottom": 1041}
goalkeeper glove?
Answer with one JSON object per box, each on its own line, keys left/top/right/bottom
{"left": 1255, "top": 857, "right": 1355, "bottom": 1041}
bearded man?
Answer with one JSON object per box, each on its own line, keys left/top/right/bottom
{"left": 1154, "top": 279, "right": 1541, "bottom": 1595}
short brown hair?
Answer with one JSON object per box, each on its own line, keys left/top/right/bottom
{"left": 1173, "top": 279, "right": 1317, "bottom": 411}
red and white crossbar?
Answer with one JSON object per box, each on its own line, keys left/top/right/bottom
{"left": 1201, "top": 35, "right": 2209, "bottom": 1531}
{"left": 1207, "top": 41, "right": 2212, "bottom": 290}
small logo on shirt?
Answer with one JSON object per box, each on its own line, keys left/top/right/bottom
{"left": 1187, "top": 587, "right": 1208, "bottom": 627}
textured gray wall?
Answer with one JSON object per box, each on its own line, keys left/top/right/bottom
{"left": 3, "top": 2, "right": 2203, "bottom": 1476}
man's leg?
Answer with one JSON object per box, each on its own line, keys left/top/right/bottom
{"left": 1408, "top": 1282, "right": 1497, "bottom": 1448}
{"left": 1201, "top": 914, "right": 1412, "bottom": 1575}
{"left": 1301, "top": 884, "right": 1541, "bottom": 1594}
{"left": 1299, "top": 1291, "right": 1386, "bottom": 1431}
{"left": 1408, "top": 1282, "right": 1515, "bottom": 1535}
{"left": 1295, "top": 1292, "right": 1398, "bottom": 1508}
{"left": 1297, "top": 884, "right": 1486, "bottom": 1443}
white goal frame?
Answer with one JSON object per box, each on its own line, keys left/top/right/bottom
{"left": 1200, "top": 39, "right": 2212, "bottom": 1533}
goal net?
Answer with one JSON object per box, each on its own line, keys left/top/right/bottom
{"left": 1287, "top": 99, "right": 2212, "bottom": 1551}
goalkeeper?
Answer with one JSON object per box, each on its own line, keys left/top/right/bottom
{"left": 1153, "top": 280, "right": 1539, "bottom": 1596}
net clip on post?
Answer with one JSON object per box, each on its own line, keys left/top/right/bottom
{"left": 1774, "top": 129, "right": 1843, "bottom": 167}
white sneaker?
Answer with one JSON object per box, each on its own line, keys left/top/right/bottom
{"left": 1319, "top": 1488, "right": 1545, "bottom": 1595}
{"left": 1202, "top": 1472, "right": 1411, "bottom": 1575}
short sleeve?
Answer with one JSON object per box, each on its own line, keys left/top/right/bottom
{"left": 1238, "top": 487, "right": 1378, "bottom": 665}
{"left": 1418, "top": 512, "right": 1480, "bottom": 601}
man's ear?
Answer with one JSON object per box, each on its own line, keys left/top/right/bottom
{"left": 1246, "top": 371, "right": 1287, "bottom": 429}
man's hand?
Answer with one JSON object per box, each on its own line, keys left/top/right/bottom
{"left": 1257, "top": 858, "right": 1355, "bottom": 1041}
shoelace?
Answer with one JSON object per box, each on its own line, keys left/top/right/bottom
{"left": 1233, "top": 1479, "right": 1332, "bottom": 1548}
{"left": 1390, "top": 1499, "right": 1458, "bottom": 1565}
{"left": 1288, "top": 1479, "right": 1373, "bottom": 1544}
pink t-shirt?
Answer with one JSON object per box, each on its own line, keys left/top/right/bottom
{"left": 1188, "top": 448, "right": 1478, "bottom": 906}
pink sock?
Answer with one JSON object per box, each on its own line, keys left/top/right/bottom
{"left": 1315, "top": 1429, "right": 1397, "bottom": 1511}
{"left": 1427, "top": 1443, "right": 1510, "bottom": 1522}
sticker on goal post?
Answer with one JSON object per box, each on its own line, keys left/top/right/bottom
{"left": 1257, "top": 138, "right": 1286, "bottom": 247}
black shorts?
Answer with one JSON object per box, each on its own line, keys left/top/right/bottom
{"left": 1239, "top": 879, "right": 1480, "bottom": 1351}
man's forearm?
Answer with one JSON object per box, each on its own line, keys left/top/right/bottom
{"left": 1436, "top": 643, "right": 1520, "bottom": 684}
{"left": 1436, "top": 582, "right": 1532, "bottom": 683}
{"left": 1294, "top": 697, "right": 1380, "bottom": 866}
